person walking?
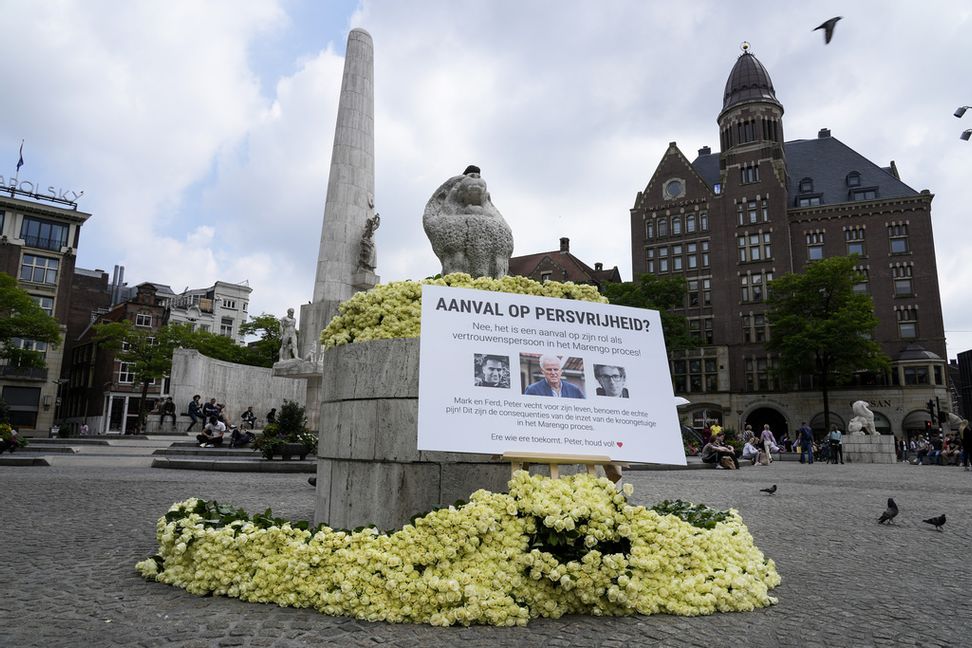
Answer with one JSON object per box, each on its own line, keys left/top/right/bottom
{"left": 760, "top": 424, "right": 778, "bottom": 464}
{"left": 798, "top": 421, "right": 814, "bottom": 464}
{"left": 961, "top": 420, "right": 972, "bottom": 471}
{"left": 828, "top": 424, "right": 844, "bottom": 464}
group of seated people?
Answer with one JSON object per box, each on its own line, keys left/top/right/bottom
{"left": 910, "top": 433, "right": 965, "bottom": 466}
{"left": 194, "top": 404, "right": 263, "bottom": 448}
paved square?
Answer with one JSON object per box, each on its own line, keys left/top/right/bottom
{"left": 1, "top": 461, "right": 969, "bottom": 647}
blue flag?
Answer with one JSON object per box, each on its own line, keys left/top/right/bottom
{"left": 16, "top": 141, "right": 23, "bottom": 172}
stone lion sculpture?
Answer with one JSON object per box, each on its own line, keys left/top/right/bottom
{"left": 423, "top": 165, "right": 514, "bottom": 279}
{"left": 847, "top": 400, "right": 878, "bottom": 435}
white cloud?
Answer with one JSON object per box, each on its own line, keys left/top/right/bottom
{"left": 4, "top": 0, "right": 972, "bottom": 357}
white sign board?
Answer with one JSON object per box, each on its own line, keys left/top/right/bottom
{"left": 417, "top": 285, "right": 685, "bottom": 465}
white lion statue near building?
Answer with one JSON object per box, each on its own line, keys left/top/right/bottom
{"left": 847, "top": 400, "right": 878, "bottom": 435}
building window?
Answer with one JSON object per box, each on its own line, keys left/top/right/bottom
{"left": 740, "top": 165, "right": 759, "bottom": 184}
{"left": 19, "top": 254, "right": 59, "bottom": 285}
{"left": 657, "top": 218, "right": 668, "bottom": 237}
{"left": 702, "top": 278, "right": 711, "bottom": 306}
{"left": 135, "top": 313, "right": 152, "bottom": 327}
{"left": 807, "top": 232, "right": 824, "bottom": 260}
{"left": 242, "top": 302, "right": 248, "bottom": 312}
{"left": 745, "top": 357, "right": 777, "bottom": 392}
{"left": 738, "top": 231, "right": 771, "bottom": 262}
{"left": 688, "top": 279, "right": 699, "bottom": 307}
{"left": 897, "top": 307, "right": 918, "bottom": 339}
{"left": 11, "top": 337, "right": 48, "bottom": 354}
{"left": 853, "top": 266, "right": 869, "bottom": 294}
{"left": 713, "top": 184, "right": 721, "bottom": 195}
{"left": 118, "top": 362, "right": 135, "bottom": 384}
{"left": 700, "top": 212, "right": 709, "bottom": 231}
{"left": 31, "top": 295, "right": 54, "bottom": 316}
{"left": 672, "top": 244, "right": 683, "bottom": 271}
{"left": 798, "top": 178, "right": 814, "bottom": 193}
{"left": 671, "top": 217, "right": 681, "bottom": 236}
{"left": 646, "top": 220, "right": 654, "bottom": 239}
{"left": 222, "top": 299, "right": 237, "bottom": 310}
{"left": 845, "top": 227, "right": 865, "bottom": 256}
{"left": 644, "top": 250, "right": 654, "bottom": 274}
{"left": 686, "top": 242, "right": 698, "bottom": 269}
{"left": 903, "top": 366, "right": 929, "bottom": 385}
{"left": 892, "top": 264, "right": 914, "bottom": 296}
{"left": 851, "top": 188, "right": 877, "bottom": 201}
{"left": 658, "top": 246, "right": 669, "bottom": 273}
{"left": 742, "top": 313, "right": 769, "bottom": 343}
{"left": 672, "top": 353, "right": 717, "bottom": 392}
{"left": 846, "top": 172, "right": 862, "bottom": 187}
{"left": 686, "top": 214, "right": 696, "bottom": 233}
{"left": 220, "top": 317, "right": 234, "bottom": 337}
{"left": 888, "top": 223, "right": 909, "bottom": 254}
{"left": 741, "top": 271, "right": 773, "bottom": 304}
{"left": 797, "top": 196, "right": 821, "bottom": 207}
{"left": 20, "top": 217, "right": 69, "bottom": 251}
{"left": 701, "top": 241, "right": 710, "bottom": 268}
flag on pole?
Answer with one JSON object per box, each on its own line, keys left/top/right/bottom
{"left": 16, "top": 140, "right": 24, "bottom": 172}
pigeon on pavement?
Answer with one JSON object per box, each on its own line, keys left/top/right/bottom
{"left": 922, "top": 514, "right": 946, "bottom": 531}
{"left": 877, "top": 497, "right": 898, "bottom": 524}
{"left": 813, "top": 16, "right": 843, "bottom": 44}
{"left": 760, "top": 484, "right": 777, "bottom": 495}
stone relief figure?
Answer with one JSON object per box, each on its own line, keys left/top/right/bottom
{"left": 278, "top": 308, "right": 299, "bottom": 362}
{"left": 423, "top": 165, "right": 514, "bottom": 279}
{"left": 357, "top": 213, "right": 380, "bottom": 272}
{"left": 847, "top": 400, "right": 878, "bottom": 435}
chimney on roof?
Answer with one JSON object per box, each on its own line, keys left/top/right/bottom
{"left": 594, "top": 262, "right": 603, "bottom": 271}
{"left": 818, "top": 128, "right": 831, "bottom": 138}
{"left": 559, "top": 237, "right": 570, "bottom": 253}
{"left": 698, "top": 145, "right": 711, "bottom": 156}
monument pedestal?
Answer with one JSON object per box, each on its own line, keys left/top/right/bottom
{"left": 842, "top": 434, "right": 896, "bottom": 464}
{"left": 314, "top": 338, "right": 584, "bottom": 530}
{"left": 272, "top": 359, "right": 322, "bottom": 433}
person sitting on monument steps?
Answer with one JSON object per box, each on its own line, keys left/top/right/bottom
{"left": 186, "top": 395, "right": 202, "bottom": 432}
{"left": 159, "top": 396, "right": 176, "bottom": 426}
{"left": 701, "top": 431, "right": 739, "bottom": 469}
{"left": 241, "top": 406, "right": 257, "bottom": 429}
{"left": 197, "top": 416, "right": 226, "bottom": 447}
{"left": 229, "top": 424, "right": 255, "bottom": 449}
{"left": 524, "top": 354, "right": 585, "bottom": 398}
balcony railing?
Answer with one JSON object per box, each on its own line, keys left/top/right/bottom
{"left": 0, "top": 365, "right": 48, "bottom": 381}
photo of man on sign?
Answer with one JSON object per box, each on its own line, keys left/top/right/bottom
{"left": 474, "top": 354, "right": 510, "bottom": 388}
{"left": 521, "top": 353, "right": 585, "bottom": 398}
{"left": 594, "top": 364, "right": 629, "bottom": 398}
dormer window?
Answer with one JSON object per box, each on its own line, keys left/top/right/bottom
{"left": 798, "top": 177, "right": 814, "bottom": 193}
{"left": 846, "top": 172, "right": 861, "bottom": 187}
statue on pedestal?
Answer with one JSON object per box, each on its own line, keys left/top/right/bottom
{"left": 279, "top": 308, "right": 299, "bottom": 362}
{"left": 847, "top": 400, "right": 878, "bottom": 435}
{"left": 423, "top": 165, "right": 514, "bottom": 279}
{"left": 357, "top": 213, "right": 380, "bottom": 272}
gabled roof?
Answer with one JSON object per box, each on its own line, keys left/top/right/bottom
{"left": 690, "top": 134, "right": 921, "bottom": 206}
{"left": 509, "top": 245, "right": 621, "bottom": 286}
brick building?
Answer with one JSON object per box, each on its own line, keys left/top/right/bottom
{"left": 0, "top": 188, "right": 91, "bottom": 433}
{"left": 629, "top": 46, "right": 949, "bottom": 439}
{"left": 509, "top": 237, "right": 621, "bottom": 292}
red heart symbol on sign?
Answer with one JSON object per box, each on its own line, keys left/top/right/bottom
{"left": 616, "top": 441, "right": 624, "bottom": 447}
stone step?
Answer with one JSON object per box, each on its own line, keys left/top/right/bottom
{"left": 153, "top": 447, "right": 260, "bottom": 457}
{"left": 15, "top": 446, "right": 78, "bottom": 454}
{"left": 0, "top": 456, "right": 50, "bottom": 466}
{"left": 152, "top": 457, "right": 315, "bottom": 473}
{"left": 19, "top": 438, "right": 111, "bottom": 446}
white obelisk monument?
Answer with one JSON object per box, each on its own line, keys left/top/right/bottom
{"left": 274, "top": 28, "right": 378, "bottom": 430}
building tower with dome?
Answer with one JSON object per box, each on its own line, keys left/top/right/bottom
{"left": 629, "top": 44, "right": 948, "bottom": 440}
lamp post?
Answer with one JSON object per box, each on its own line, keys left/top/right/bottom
{"left": 956, "top": 106, "right": 972, "bottom": 140}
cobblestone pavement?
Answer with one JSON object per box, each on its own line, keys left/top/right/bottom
{"left": 1, "top": 461, "right": 970, "bottom": 647}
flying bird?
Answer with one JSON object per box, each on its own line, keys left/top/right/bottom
{"left": 922, "top": 514, "right": 946, "bottom": 531}
{"left": 760, "top": 484, "right": 777, "bottom": 495}
{"left": 877, "top": 498, "right": 898, "bottom": 524}
{"left": 813, "top": 16, "right": 843, "bottom": 44}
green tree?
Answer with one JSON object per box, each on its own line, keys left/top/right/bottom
{"left": 93, "top": 321, "right": 194, "bottom": 432}
{"left": 238, "top": 313, "right": 281, "bottom": 368}
{"left": 604, "top": 274, "right": 694, "bottom": 352}
{"left": 766, "top": 256, "right": 890, "bottom": 434}
{"left": 0, "top": 272, "right": 61, "bottom": 368}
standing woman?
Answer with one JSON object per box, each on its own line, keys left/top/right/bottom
{"left": 828, "top": 424, "right": 844, "bottom": 464}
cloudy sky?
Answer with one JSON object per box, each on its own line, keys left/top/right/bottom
{"left": 3, "top": 1, "right": 971, "bottom": 358}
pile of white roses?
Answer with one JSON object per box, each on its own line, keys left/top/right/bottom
{"left": 137, "top": 472, "right": 779, "bottom": 626}
{"left": 320, "top": 273, "right": 607, "bottom": 348}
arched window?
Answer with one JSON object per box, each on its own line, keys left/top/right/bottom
{"left": 846, "top": 171, "right": 861, "bottom": 187}
{"left": 798, "top": 177, "right": 814, "bottom": 193}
